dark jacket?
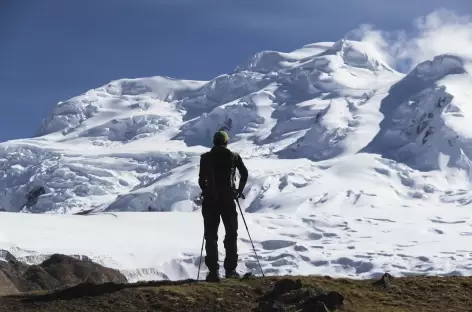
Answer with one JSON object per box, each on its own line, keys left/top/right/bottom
{"left": 198, "top": 145, "right": 248, "bottom": 198}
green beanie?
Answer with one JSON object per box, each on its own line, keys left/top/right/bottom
{"left": 213, "top": 130, "right": 229, "bottom": 145}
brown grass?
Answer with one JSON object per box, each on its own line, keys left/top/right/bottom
{"left": 1, "top": 275, "right": 472, "bottom": 312}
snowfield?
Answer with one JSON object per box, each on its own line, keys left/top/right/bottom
{"left": 1, "top": 38, "right": 472, "bottom": 281}
{"left": 1, "top": 204, "right": 471, "bottom": 282}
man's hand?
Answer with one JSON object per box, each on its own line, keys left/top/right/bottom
{"left": 233, "top": 189, "right": 245, "bottom": 199}
{"left": 193, "top": 193, "right": 203, "bottom": 206}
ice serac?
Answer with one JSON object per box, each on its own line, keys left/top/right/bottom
{"left": 0, "top": 40, "right": 472, "bottom": 214}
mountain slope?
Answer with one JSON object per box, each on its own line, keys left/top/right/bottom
{"left": 1, "top": 38, "right": 472, "bottom": 282}
{"left": 1, "top": 39, "right": 471, "bottom": 214}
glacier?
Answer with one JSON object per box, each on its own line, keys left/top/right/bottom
{"left": 1, "top": 38, "right": 472, "bottom": 281}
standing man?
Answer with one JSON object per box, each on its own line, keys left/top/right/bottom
{"left": 198, "top": 130, "right": 248, "bottom": 282}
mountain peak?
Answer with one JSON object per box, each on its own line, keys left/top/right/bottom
{"left": 235, "top": 40, "right": 394, "bottom": 74}
{"left": 320, "top": 39, "right": 394, "bottom": 72}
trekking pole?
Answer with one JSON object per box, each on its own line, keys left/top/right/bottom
{"left": 235, "top": 198, "right": 265, "bottom": 277}
{"left": 197, "top": 234, "right": 204, "bottom": 281}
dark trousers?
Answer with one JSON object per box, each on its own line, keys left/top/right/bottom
{"left": 201, "top": 194, "right": 238, "bottom": 273}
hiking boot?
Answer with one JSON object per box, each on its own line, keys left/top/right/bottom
{"left": 205, "top": 271, "right": 220, "bottom": 282}
{"left": 225, "top": 270, "right": 240, "bottom": 279}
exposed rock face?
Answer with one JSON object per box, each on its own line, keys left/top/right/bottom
{"left": 0, "top": 251, "right": 127, "bottom": 295}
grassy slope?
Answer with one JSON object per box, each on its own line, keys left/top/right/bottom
{"left": 1, "top": 275, "right": 472, "bottom": 312}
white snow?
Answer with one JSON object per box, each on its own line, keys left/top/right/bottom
{"left": 1, "top": 38, "right": 472, "bottom": 281}
{"left": 1, "top": 203, "right": 471, "bottom": 282}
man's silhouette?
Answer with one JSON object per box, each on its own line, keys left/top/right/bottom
{"left": 198, "top": 130, "right": 248, "bottom": 282}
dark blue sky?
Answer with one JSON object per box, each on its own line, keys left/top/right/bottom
{"left": 2, "top": 0, "right": 471, "bottom": 141}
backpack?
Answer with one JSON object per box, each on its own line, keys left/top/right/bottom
{"left": 202, "top": 147, "right": 238, "bottom": 200}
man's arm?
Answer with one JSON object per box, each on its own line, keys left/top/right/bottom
{"left": 198, "top": 155, "right": 207, "bottom": 191}
{"left": 235, "top": 153, "right": 248, "bottom": 193}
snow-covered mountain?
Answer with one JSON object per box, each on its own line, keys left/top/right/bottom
{"left": 1, "top": 39, "right": 471, "bottom": 214}
{"left": 1, "top": 38, "right": 472, "bottom": 281}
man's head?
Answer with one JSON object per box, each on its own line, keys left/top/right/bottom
{"left": 213, "top": 130, "right": 229, "bottom": 146}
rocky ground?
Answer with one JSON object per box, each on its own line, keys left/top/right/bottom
{"left": 2, "top": 267, "right": 472, "bottom": 311}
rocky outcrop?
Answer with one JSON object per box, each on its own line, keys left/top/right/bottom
{"left": 372, "top": 272, "right": 399, "bottom": 291}
{"left": 253, "top": 278, "right": 344, "bottom": 312}
{"left": 0, "top": 251, "right": 126, "bottom": 295}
